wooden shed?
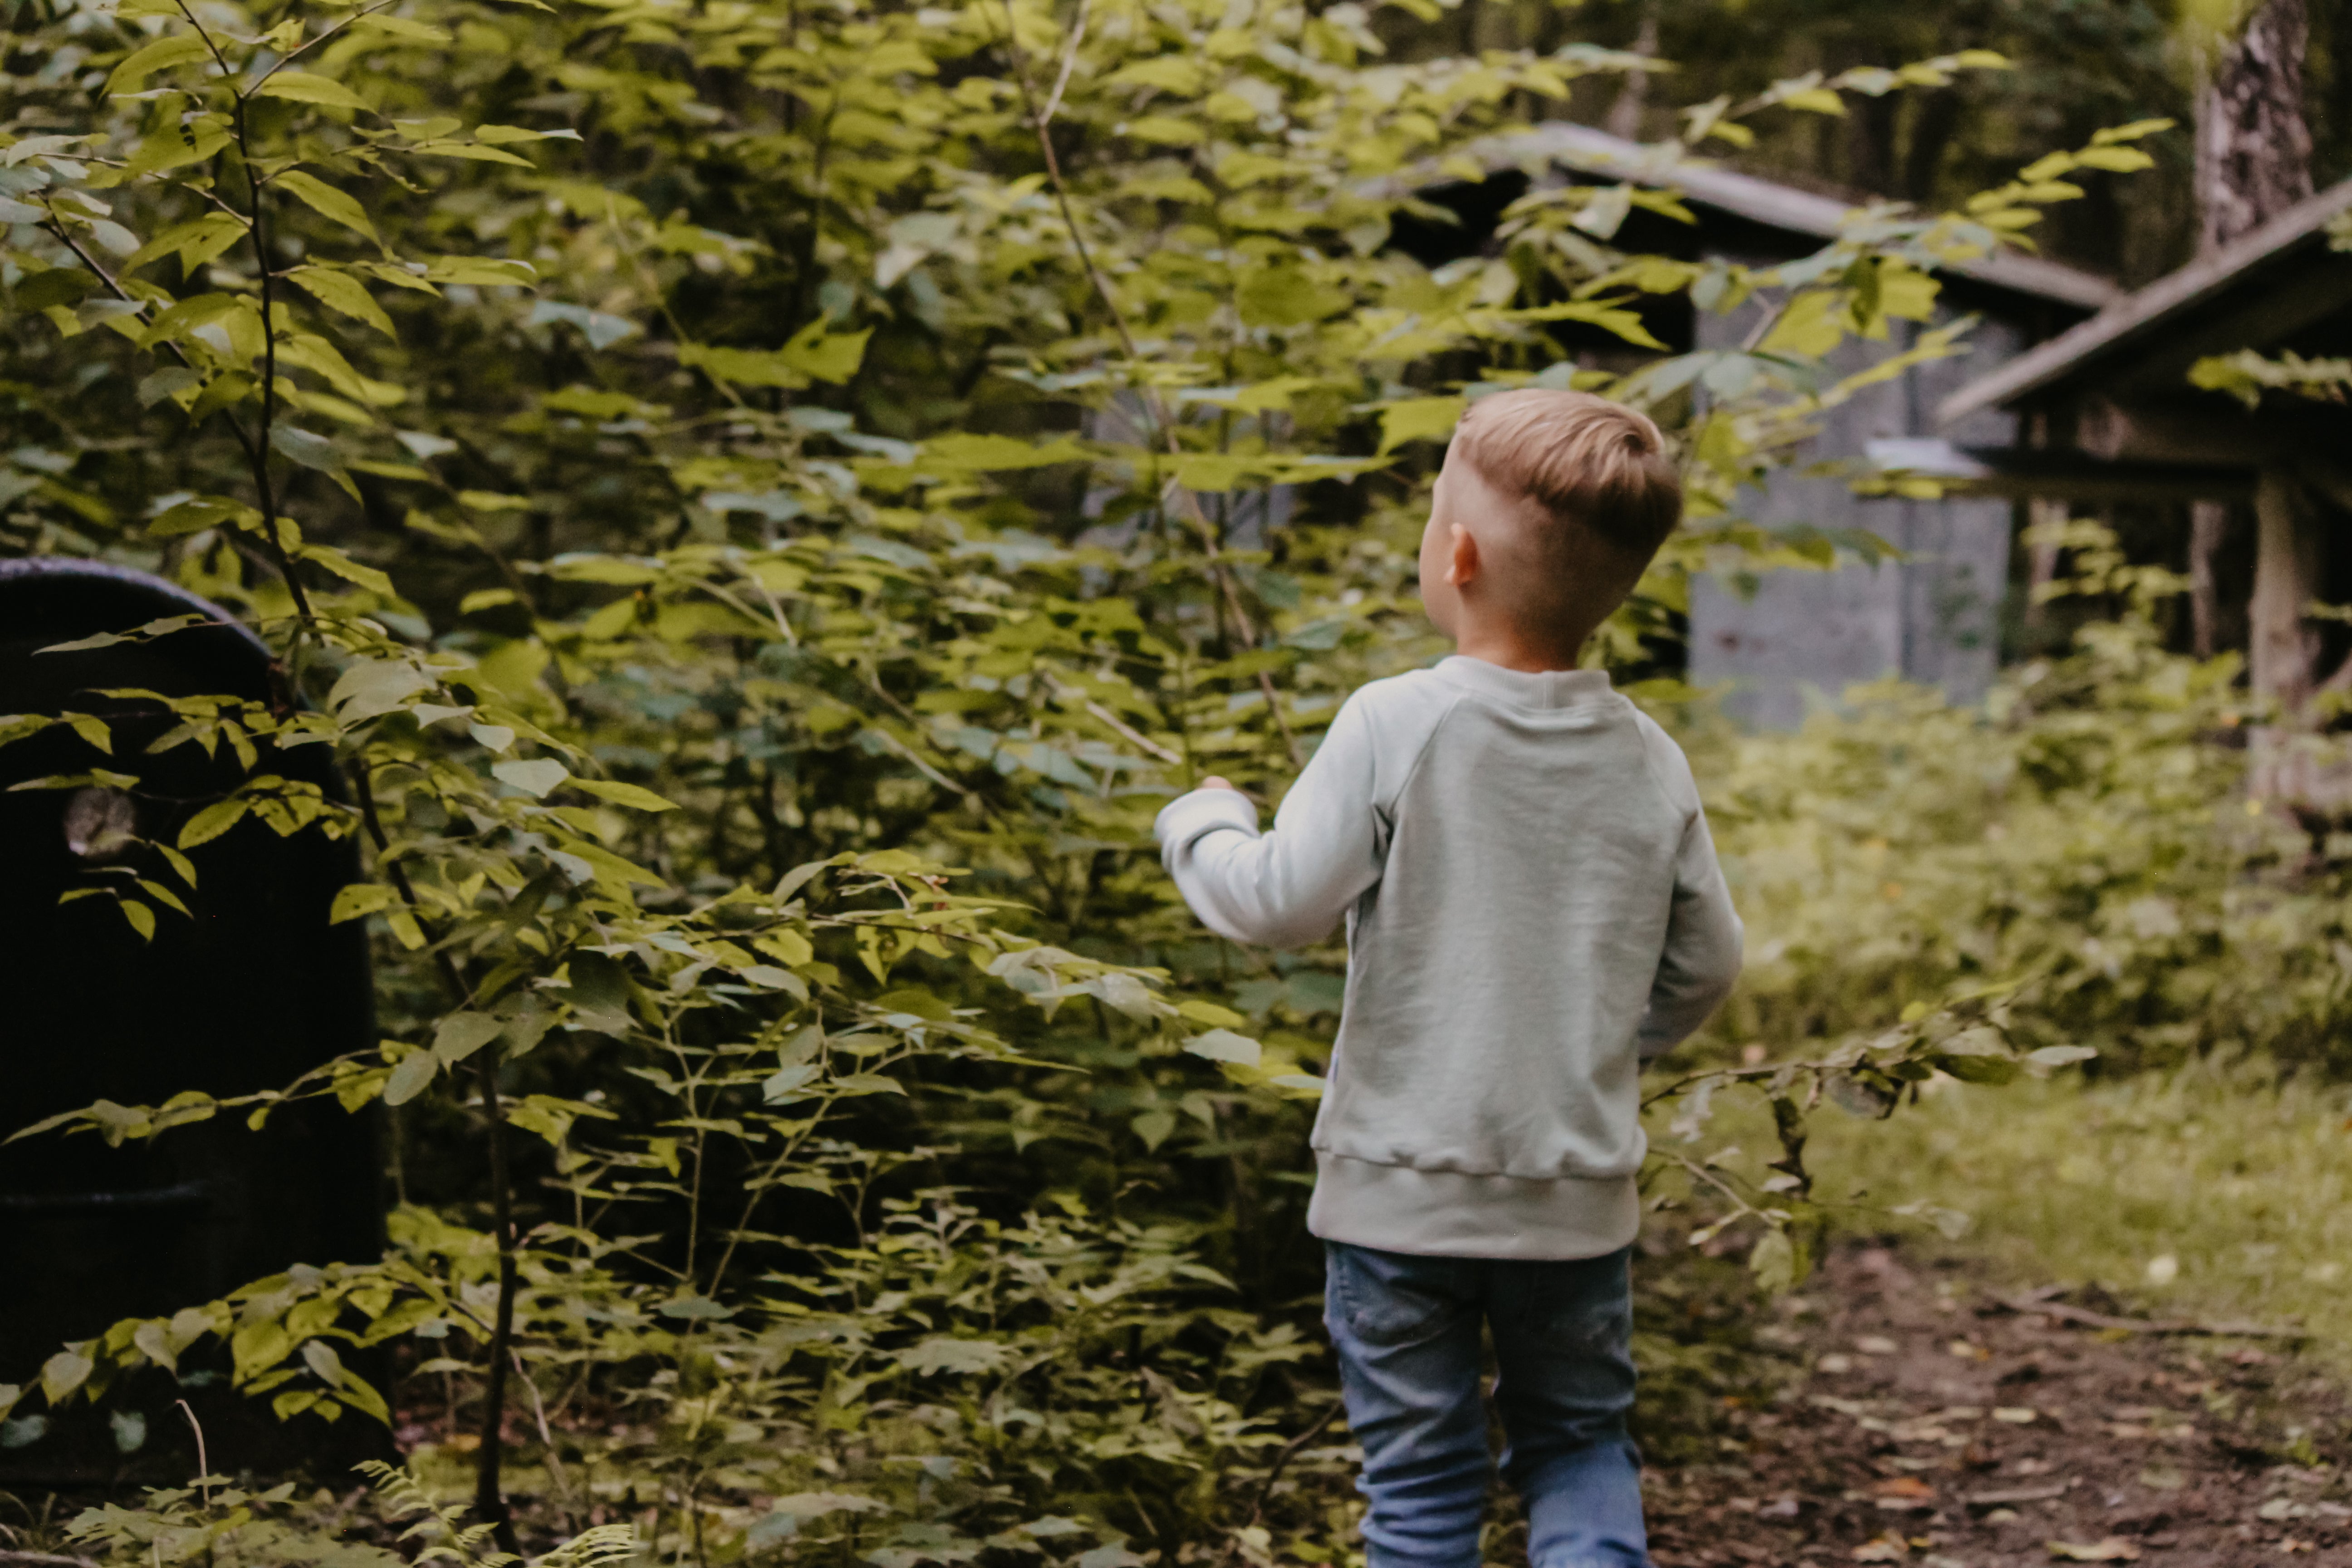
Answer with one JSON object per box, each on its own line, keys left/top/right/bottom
{"left": 1428, "top": 127, "right": 2122, "bottom": 725}
{"left": 1930, "top": 177, "right": 2352, "bottom": 740}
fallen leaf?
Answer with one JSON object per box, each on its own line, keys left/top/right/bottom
{"left": 1994, "top": 1406, "right": 2040, "bottom": 1424}
{"left": 2047, "top": 1540, "right": 2140, "bottom": 1563}
{"left": 1948, "top": 1338, "right": 1993, "bottom": 1360}
{"left": 1872, "top": 1476, "right": 1938, "bottom": 1500}
{"left": 1856, "top": 1334, "right": 1900, "bottom": 1355}
{"left": 1852, "top": 1539, "right": 1908, "bottom": 1563}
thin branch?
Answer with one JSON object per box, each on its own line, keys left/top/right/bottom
{"left": 347, "top": 763, "right": 518, "bottom": 1551}
{"left": 987, "top": 0, "right": 1300, "bottom": 763}
{"left": 1245, "top": 1401, "right": 1341, "bottom": 1526}
{"left": 1044, "top": 674, "right": 1180, "bottom": 762}
{"left": 1039, "top": 0, "right": 1091, "bottom": 127}
{"left": 221, "top": 86, "right": 313, "bottom": 623}
{"left": 1990, "top": 1294, "right": 2299, "bottom": 1340}
{"left": 36, "top": 211, "right": 267, "bottom": 476}
{"left": 241, "top": 0, "right": 401, "bottom": 95}
{"left": 168, "top": 0, "right": 235, "bottom": 79}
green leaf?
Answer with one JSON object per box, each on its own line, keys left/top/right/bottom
{"left": 429, "top": 255, "right": 536, "bottom": 287}
{"left": 334, "top": 1371, "right": 391, "bottom": 1424}
{"left": 178, "top": 797, "right": 248, "bottom": 848}
{"left": 1376, "top": 396, "right": 1466, "bottom": 455}
{"left": 919, "top": 432, "right": 1089, "bottom": 470}
{"left": 271, "top": 170, "right": 379, "bottom": 242}
{"left": 493, "top": 757, "right": 570, "bottom": 797}
{"left": 568, "top": 777, "right": 678, "bottom": 812}
{"left": 39, "top": 1350, "right": 92, "bottom": 1405}
{"left": 288, "top": 266, "right": 396, "bottom": 337}
{"left": 1184, "top": 1029, "right": 1262, "bottom": 1068}
{"left": 1132, "top": 1108, "right": 1177, "bottom": 1151}
{"left": 433, "top": 1011, "right": 505, "bottom": 1065}
{"left": 328, "top": 659, "right": 432, "bottom": 722}
{"left": 270, "top": 423, "right": 343, "bottom": 471}
{"left": 329, "top": 883, "right": 397, "bottom": 923}
{"left": 1748, "top": 1228, "right": 1798, "bottom": 1293}
{"left": 350, "top": 14, "right": 453, "bottom": 43}
{"left": 123, "top": 214, "right": 249, "bottom": 276}
{"left": 39, "top": 614, "right": 213, "bottom": 654}
{"left": 677, "top": 342, "right": 807, "bottom": 389}
{"left": 300, "top": 544, "right": 394, "bottom": 593}
{"left": 778, "top": 319, "right": 872, "bottom": 384}
{"left": 16, "top": 269, "right": 97, "bottom": 312}
{"left": 105, "top": 34, "right": 211, "bottom": 96}
{"left": 411, "top": 139, "right": 535, "bottom": 167}
{"left": 382, "top": 1050, "right": 437, "bottom": 1107}
{"left": 251, "top": 72, "right": 371, "bottom": 112}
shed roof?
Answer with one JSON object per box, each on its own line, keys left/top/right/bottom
{"left": 1463, "top": 122, "right": 2121, "bottom": 312}
{"left": 1937, "top": 177, "right": 2352, "bottom": 427}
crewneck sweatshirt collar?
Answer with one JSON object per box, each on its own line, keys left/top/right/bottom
{"left": 1431, "top": 655, "right": 1617, "bottom": 711}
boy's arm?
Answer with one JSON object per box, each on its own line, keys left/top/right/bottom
{"left": 1635, "top": 804, "right": 1744, "bottom": 1062}
{"left": 1153, "top": 696, "right": 1385, "bottom": 950}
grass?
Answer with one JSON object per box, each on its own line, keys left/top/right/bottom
{"left": 1785, "top": 1062, "right": 2352, "bottom": 1364}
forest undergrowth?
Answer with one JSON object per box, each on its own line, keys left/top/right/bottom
{"left": 0, "top": 0, "right": 2334, "bottom": 1563}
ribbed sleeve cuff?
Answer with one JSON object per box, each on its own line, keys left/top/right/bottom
{"left": 1152, "top": 788, "right": 1259, "bottom": 864}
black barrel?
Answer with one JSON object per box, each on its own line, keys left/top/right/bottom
{"left": 0, "top": 559, "right": 385, "bottom": 1482}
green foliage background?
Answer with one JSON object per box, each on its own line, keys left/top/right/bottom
{"left": 0, "top": 0, "right": 2320, "bottom": 1564}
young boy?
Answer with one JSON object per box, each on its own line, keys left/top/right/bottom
{"left": 1153, "top": 389, "right": 1743, "bottom": 1568}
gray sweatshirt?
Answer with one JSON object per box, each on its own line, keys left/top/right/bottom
{"left": 1154, "top": 656, "right": 1743, "bottom": 1259}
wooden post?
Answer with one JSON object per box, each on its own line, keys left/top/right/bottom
{"left": 2191, "top": 0, "right": 2313, "bottom": 683}
{"left": 2188, "top": 501, "right": 2234, "bottom": 658}
{"left": 2023, "top": 497, "right": 2068, "bottom": 632}
{"left": 2248, "top": 466, "right": 2319, "bottom": 713}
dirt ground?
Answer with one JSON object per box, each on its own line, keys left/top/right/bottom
{"left": 1647, "top": 1241, "right": 2352, "bottom": 1568}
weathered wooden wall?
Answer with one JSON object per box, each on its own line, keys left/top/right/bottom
{"left": 1686, "top": 304, "right": 2024, "bottom": 728}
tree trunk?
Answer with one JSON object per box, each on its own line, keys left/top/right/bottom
{"left": 1602, "top": 9, "right": 1657, "bottom": 142}
{"left": 2191, "top": 0, "right": 2314, "bottom": 695}
{"left": 2195, "top": 0, "right": 2313, "bottom": 255}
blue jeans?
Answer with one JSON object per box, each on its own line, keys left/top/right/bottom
{"left": 1323, "top": 1242, "right": 1647, "bottom": 1568}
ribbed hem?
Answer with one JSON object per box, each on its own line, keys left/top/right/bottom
{"left": 1306, "top": 1152, "right": 1641, "bottom": 1260}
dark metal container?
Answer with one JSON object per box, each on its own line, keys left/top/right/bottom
{"left": 0, "top": 559, "right": 385, "bottom": 1482}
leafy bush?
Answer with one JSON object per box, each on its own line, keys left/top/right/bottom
{"left": 0, "top": 0, "right": 2181, "bottom": 1561}
{"left": 1708, "top": 547, "right": 2352, "bottom": 1081}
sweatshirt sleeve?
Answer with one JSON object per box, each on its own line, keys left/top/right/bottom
{"left": 1153, "top": 692, "right": 1386, "bottom": 950}
{"left": 1635, "top": 802, "right": 1744, "bottom": 1062}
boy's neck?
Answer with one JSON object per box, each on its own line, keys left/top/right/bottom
{"left": 1448, "top": 621, "right": 1594, "bottom": 675}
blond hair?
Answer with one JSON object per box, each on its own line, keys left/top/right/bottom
{"left": 1450, "top": 389, "right": 1682, "bottom": 567}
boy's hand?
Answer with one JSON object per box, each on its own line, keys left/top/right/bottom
{"left": 1198, "top": 776, "right": 1243, "bottom": 793}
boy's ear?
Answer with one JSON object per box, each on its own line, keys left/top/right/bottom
{"left": 1445, "top": 522, "right": 1479, "bottom": 588}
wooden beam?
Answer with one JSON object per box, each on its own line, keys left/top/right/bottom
{"left": 1862, "top": 438, "right": 2257, "bottom": 502}
{"left": 1364, "top": 122, "right": 2121, "bottom": 311}
{"left": 1938, "top": 177, "right": 2352, "bottom": 427}
{"left": 2073, "top": 397, "right": 2296, "bottom": 466}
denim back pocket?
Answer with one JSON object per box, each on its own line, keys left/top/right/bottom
{"left": 1519, "top": 1249, "right": 1633, "bottom": 1359}
{"left": 1327, "top": 1244, "right": 1471, "bottom": 1348}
